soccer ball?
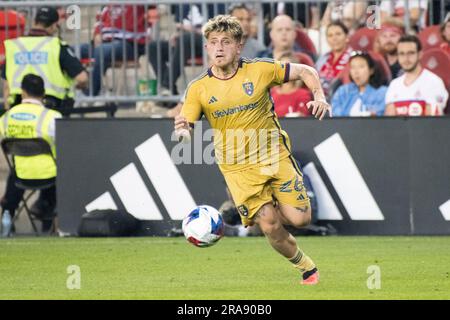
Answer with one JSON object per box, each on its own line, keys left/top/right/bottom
{"left": 182, "top": 205, "right": 224, "bottom": 247}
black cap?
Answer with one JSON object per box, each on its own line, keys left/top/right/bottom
{"left": 35, "top": 7, "right": 59, "bottom": 27}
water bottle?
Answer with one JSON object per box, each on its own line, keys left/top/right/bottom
{"left": 1, "top": 210, "right": 12, "bottom": 237}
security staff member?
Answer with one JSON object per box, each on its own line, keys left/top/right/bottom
{"left": 0, "top": 74, "right": 61, "bottom": 236}
{"left": 2, "top": 6, "right": 88, "bottom": 112}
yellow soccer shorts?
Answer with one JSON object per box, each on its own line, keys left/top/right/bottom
{"left": 223, "top": 156, "right": 310, "bottom": 226}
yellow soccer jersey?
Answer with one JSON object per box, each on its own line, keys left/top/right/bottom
{"left": 182, "top": 57, "right": 295, "bottom": 173}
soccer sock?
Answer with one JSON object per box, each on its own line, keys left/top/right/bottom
{"left": 288, "top": 248, "right": 316, "bottom": 274}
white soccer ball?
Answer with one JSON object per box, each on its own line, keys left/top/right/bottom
{"left": 182, "top": 205, "right": 224, "bottom": 247}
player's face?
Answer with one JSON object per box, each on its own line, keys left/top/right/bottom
{"left": 205, "top": 32, "right": 241, "bottom": 68}
{"left": 326, "top": 25, "right": 348, "bottom": 53}
{"left": 379, "top": 30, "right": 401, "bottom": 54}
{"left": 398, "top": 42, "right": 420, "bottom": 72}
{"left": 350, "top": 57, "right": 372, "bottom": 88}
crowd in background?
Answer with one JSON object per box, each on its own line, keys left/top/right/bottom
{"left": 1, "top": 0, "right": 449, "bottom": 117}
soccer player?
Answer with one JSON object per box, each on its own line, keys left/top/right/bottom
{"left": 174, "top": 15, "right": 331, "bottom": 285}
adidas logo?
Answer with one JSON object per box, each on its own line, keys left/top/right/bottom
{"left": 85, "top": 134, "right": 196, "bottom": 221}
{"left": 208, "top": 96, "right": 218, "bottom": 104}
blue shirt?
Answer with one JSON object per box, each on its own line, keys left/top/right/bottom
{"left": 331, "top": 83, "right": 387, "bottom": 117}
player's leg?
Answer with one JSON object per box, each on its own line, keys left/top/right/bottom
{"left": 276, "top": 202, "right": 312, "bottom": 228}
{"left": 255, "top": 202, "right": 319, "bottom": 285}
{"left": 222, "top": 165, "right": 318, "bottom": 284}
{"left": 254, "top": 202, "right": 297, "bottom": 258}
{"left": 272, "top": 157, "right": 312, "bottom": 228}
{"left": 269, "top": 157, "right": 319, "bottom": 284}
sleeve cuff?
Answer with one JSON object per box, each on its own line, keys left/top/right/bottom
{"left": 283, "top": 62, "right": 290, "bottom": 83}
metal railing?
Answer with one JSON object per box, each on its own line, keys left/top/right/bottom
{"left": 0, "top": 0, "right": 447, "bottom": 110}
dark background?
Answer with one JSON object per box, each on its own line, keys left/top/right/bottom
{"left": 56, "top": 117, "right": 450, "bottom": 236}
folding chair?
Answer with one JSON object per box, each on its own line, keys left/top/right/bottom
{"left": 1, "top": 138, "right": 57, "bottom": 236}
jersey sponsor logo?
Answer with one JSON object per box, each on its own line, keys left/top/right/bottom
{"left": 211, "top": 103, "right": 258, "bottom": 119}
{"left": 10, "top": 113, "right": 37, "bottom": 121}
{"left": 14, "top": 51, "right": 48, "bottom": 65}
{"left": 242, "top": 81, "right": 254, "bottom": 96}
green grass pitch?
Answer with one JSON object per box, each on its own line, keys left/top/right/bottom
{"left": 0, "top": 236, "right": 449, "bottom": 299}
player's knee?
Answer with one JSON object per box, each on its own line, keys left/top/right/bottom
{"left": 257, "top": 205, "right": 282, "bottom": 236}
{"left": 292, "top": 206, "right": 312, "bottom": 228}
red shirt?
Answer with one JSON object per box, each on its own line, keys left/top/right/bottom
{"left": 270, "top": 87, "right": 312, "bottom": 117}
{"left": 94, "top": 5, "right": 151, "bottom": 45}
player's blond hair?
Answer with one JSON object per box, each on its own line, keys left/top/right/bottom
{"left": 202, "top": 15, "right": 243, "bottom": 42}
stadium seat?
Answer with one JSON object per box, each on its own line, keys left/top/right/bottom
{"left": 349, "top": 28, "right": 378, "bottom": 52}
{"left": 419, "top": 25, "right": 443, "bottom": 51}
{"left": 420, "top": 48, "right": 450, "bottom": 115}
{"left": 293, "top": 51, "right": 315, "bottom": 67}
{"left": 0, "top": 10, "right": 26, "bottom": 65}
{"left": 1, "top": 138, "right": 57, "bottom": 236}
{"left": 295, "top": 27, "right": 317, "bottom": 58}
{"left": 420, "top": 48, "right": 450, "bottom": 89}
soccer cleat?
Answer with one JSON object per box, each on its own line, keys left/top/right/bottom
{"left": 300, "top": 268, "right": 319, "bottom": 285}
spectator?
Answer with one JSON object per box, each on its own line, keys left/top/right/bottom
{"left": 265, "top": 2, "right": 322, "bottom": 29}
{"left": 375, "top": 22, "right": 405, "bottom": 79}
{"left": 228, "top": 4, "right": 266, "bottom": 59}
{"left": 316, "top": 21, "right": 352, "bottom": 99}
{"left": 0, "top": 74, "right": 61, "bottom": 236}
{"left": 2, "top": 6, "right": 87, "bottom": 112}
{"left": 321, "top": 0, "right": 368, "bottom": 32}
{"left": 257, "top": 15, "right": 306, "bottom": 59}
{"left": 332, "top": 51, "right": 388, "bottom": 117}
{"left": 385, "top": 35, "right": 448, "bottom": 116}
{"left": 440, "top": 14, "right": 450, "bottom": 55}
{"left": 80, "top": 5, "right": 150, "bottom": 96}
{"left": 270, "top": 52, "right": 312, "bottom": 117}
{"left": 148, "top": 4, "right": 226, "bottom": 95}
{"left": 380, "top": 0, "right": 428, "bottom": 30}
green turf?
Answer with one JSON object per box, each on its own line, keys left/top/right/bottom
{"left": 0, "top": 236, "right": 449, "bottom": 299}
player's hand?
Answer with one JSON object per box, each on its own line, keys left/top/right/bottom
{"left": 307, "top": 100, "right": 332, "bottom": 120}
{"left": 174, "top": 115, "right": 191, "bottom": 142}
{"left": 174, "top": 115, "right": 189, "bottom": 131}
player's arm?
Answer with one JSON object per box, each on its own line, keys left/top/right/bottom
{"left": 289, "top": 63, "right": 331, "bottom": 120}
{"left": 174, "top": 85, "right": 202, "bottom": 142}
{"left": 384, "top": 103, "right": 396, "bottom": 116}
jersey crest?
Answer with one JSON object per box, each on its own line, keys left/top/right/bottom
{"left": 242, "top": 80, "right": 254, "bottom": 96}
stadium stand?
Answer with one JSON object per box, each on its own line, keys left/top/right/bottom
{"left": 419, "top": 25, "right": 444, "bottom": 51}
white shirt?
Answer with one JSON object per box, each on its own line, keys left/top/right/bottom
{"left": 385, "top": 68, "right": 449, "bottom": 116}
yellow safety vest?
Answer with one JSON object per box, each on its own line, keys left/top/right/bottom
{"left": 0, "top": 102, "right": 61, "bottom": 180}
{"left": 4, "top": 36, "right": 75, "bottom": 102}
